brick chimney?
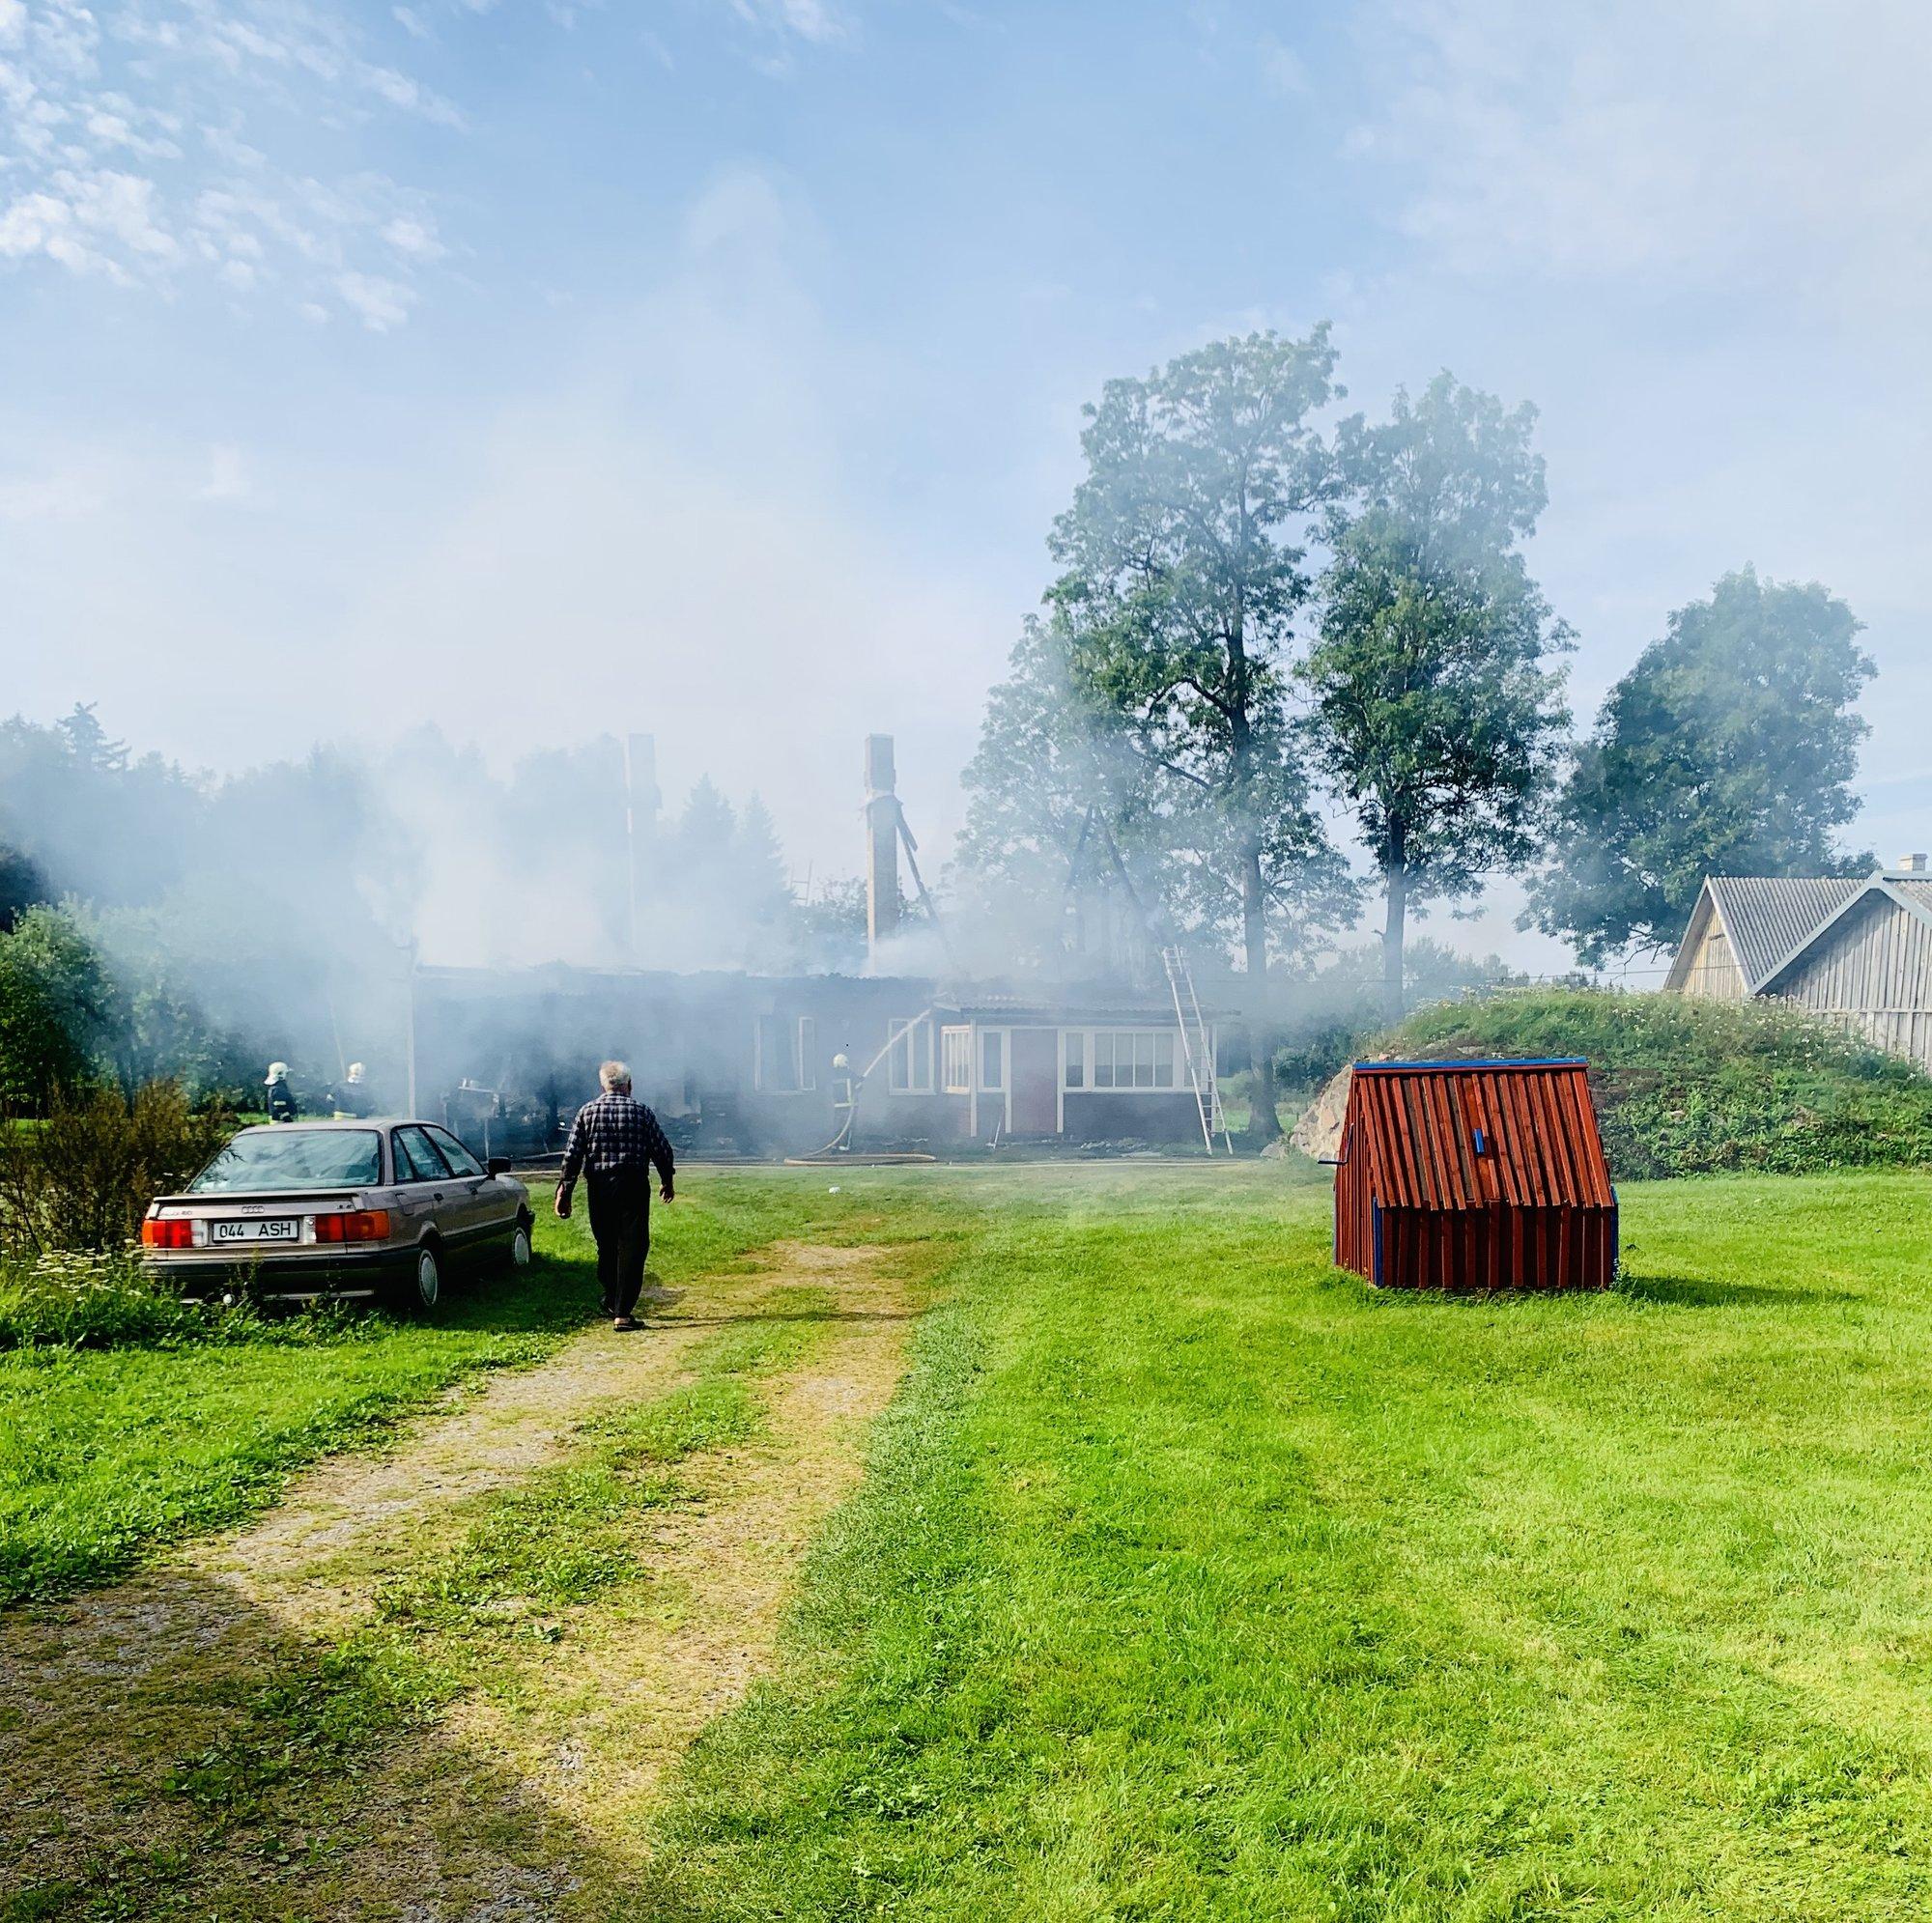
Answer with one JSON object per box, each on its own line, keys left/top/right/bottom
{"left": 865, "top": 733, "right": 899, "bottom": 960}
{"left": 1896, "top": 852, "right": 1930, "bottom": 874}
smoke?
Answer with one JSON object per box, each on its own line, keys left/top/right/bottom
{"left": 0, "top": 707, "right": 870, "bottom": 1109}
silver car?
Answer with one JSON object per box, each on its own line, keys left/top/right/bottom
{"left": 141, "top": 1117, "right": 533, "bottom": 1313}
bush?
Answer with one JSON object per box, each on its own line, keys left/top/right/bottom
{"left": 1381, "top": 988, "right": 1932, "bottom": 1178}
{"left": 0, "top": 1081, "right": 231, "bottom": 1255}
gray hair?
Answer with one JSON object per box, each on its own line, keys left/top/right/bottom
{"left": 599, "top": 1059, "right": 632, "bottom": 1091}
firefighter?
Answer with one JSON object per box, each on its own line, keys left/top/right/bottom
{"left": 328, "top": 1062, "right": 371, "bottom": 1118}
{"left": 265, "top": 1061, "right": 300, "bottom": 1123}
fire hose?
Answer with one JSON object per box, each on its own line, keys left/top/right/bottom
{"left": 783, "top": 1007, "right": 939, "bottom": 1166}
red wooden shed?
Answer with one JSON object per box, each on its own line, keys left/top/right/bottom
{"left": 1333, "top": 1059, "right": 1617, "bottom": 1290}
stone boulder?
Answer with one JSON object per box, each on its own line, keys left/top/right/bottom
{"left": 1288, "top": 1063, "right": 1354, "bottom": 1164}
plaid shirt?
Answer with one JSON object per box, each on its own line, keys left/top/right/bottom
{"left": 557, "top": 1090, "right": 675, "bottom": 1194}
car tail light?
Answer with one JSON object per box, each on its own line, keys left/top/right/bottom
{"left": 142, "top": 1217, "right": 193, "bottom": 1249}
{"left": 312, "top": 1210, "right": 390, "bottom": 1244}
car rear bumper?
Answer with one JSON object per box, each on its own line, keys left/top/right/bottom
{"left": 141, "top": 1245, "right": 418, "bottom": 1300}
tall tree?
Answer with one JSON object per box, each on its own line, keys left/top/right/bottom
{"left": 733, "top": 795, "right": 795, "bottom": 969}
{"left": 1304, "top": 375, "right": 1572, "bottom": 1024}
{"left": 1042, "top": 329, "right": 1356, "bottom": 1141}
{"left": 1528, "top": 568, "right": 1874, "bottom": 964}
{"left": 954, "top": 609, "right": 1171, "bottom": 977}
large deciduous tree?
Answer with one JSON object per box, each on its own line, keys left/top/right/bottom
{"left": 1040, "top": 329, "right": 1357, "bottom": 1141}
{"left": 953, "top": 609, "right": 1171, "bottom": 977}
{"left": 1304, "top": 375, "right": 1572, "bottom": 1024}
{"left": 1527, "top": 568, "right": 1874, "bottom": 964}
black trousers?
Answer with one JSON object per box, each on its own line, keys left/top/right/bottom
{"left": 584, "top": 1170, "right": 651, "bottom": 1317}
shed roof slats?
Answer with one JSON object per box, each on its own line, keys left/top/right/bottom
{"left": 1344, "top": 1060, "right": 1613, "bottom": 1211}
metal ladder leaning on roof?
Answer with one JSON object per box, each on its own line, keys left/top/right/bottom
{"left": 1161, "top": 946, "right": 1235, "bottom": 1155}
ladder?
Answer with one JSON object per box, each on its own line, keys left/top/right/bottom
{"left": 1162, "top": 947, "right": 1234, "bottom": 1155}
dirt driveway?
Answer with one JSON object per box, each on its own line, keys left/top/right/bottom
{"left": 0, "top": 1240, "right": 918, "bottom": 1920}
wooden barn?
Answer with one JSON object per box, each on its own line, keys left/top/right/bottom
{"left": 1665, "top": 862, "right": 1932, "bottom": 1073}
{"left": 1333, "top": 1059, "right": 1618, "bottom": 1291}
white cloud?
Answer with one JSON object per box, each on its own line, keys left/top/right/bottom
{"left": 724, "top": 0, "right": 848, "bottom": 53}
{"left": 0, "top": 0, "right": 468, "bottom": 324}
{"left": 0, "top": 169, "right": 176, "bottom": 277}
{"left": 357, "top": 61, "right": 463, "bottom": 127}
{"left": 1258, "top": 35, "right": 1308, "bottom": 97}
{"left": 1351, "top": 0, "right": 1932, "bottom": 318}
{"left": 194, "top": 443, "right": 251, "bottom": 503}
{"left": 381, "top": 213, "right": 444, "bottom": 260}
{"left": 335, "top": 269, "right": 412, "bottom": 330}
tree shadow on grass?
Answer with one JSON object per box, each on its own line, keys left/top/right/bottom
{"left": 1616, "top": 1272, "right": 1861, "bottom": 1309}
{"left": 0, "top": 1564, "right": 639, "bottom": 1922}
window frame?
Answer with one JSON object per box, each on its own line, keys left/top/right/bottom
{"left": 979, "top": 1029, "right": 1006, "bottom": 1093}
{"left": 887, "top": 1015, "right": 931, "bottom": 1093}
{"left": 1063, "top": 1028, "right": 1183, "bottom": 1094}
{"left": 941, "top": 1026, "right": 973, "bottom": 1094}
{"left": 796, "top": 1015, "right": 816, "bottom": 1092}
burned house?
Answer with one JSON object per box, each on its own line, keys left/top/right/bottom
{"left": 413, "top": 735, "right": 1228, "bottom": 1158}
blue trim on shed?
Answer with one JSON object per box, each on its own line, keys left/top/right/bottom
{"left": 1351, "top": 1057, "right": 1589, "bottom": 1073}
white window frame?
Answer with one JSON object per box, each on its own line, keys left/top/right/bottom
{"left": 979, "top": 1028, "right": 1007, "bottom": 1093}
{"left": 796, "top": 1015, "right": 816, "bottom": 1092}
{"left": 941, "top": 1026, "right": 973, "bottom": 1094}
{"left": 1063, "top": 1028, "right": 1181, "bottom": 1093}
{"left": 887, "top": 1015, "right": 931, "bottom": 1093}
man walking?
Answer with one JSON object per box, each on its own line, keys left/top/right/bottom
{"left": 554, "top": 1060, "right": 676, "bottom": 1331}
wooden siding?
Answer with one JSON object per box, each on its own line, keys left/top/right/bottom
{"left": 1774, "top": 894, "right": 1932, "bottom": 1073}
{"left": 1334, "top": 1061, "right": 1617, "bottom": 1291}
{"left": 1674, "top": 906, "right": 1748, "bottom": 1000}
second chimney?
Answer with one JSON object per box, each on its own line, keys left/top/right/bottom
{"left": 865, "top": 733, "right": 899, "bottom": 960}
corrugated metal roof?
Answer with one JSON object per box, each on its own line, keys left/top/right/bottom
{"left": 1345, "top": 1060, "right": 1614, "bottom": 1211}
{"left": 1707, "top": 876, "right": 1866, "bottom": 990}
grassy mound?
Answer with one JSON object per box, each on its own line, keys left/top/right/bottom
{"left": 1383, "top": 988, "right": 1932, "bottom": 1178}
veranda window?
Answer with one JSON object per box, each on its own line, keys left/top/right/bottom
{"left": 1083, "top": 1030, "right": 1178, "bottom": 1090}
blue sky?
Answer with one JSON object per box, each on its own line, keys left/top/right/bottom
{"left": 5, "top": 0, "right": 1929, "bottom": 971}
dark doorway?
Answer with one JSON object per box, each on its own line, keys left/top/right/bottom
{"left": 1009, "top": 1028, "right": 1059, "bottom": 1134}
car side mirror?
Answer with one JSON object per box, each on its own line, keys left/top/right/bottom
{"left": 487, "top": 1155, "right": 512, "bottom": 1176}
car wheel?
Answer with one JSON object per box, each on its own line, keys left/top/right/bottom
{"left": 508, "top": 1221, "right": 532, "bottom": 1268}
{"left": 384, "top": 1242, "right": 442, "bottom": 1316}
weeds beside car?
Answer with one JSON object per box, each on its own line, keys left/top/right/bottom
{"left": 0, "top": 1247, "right": 373, "bottom": 1351}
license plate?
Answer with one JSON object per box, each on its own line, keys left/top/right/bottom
{"left": 210, "top": 1218, "right": 300, "bottom": 1244}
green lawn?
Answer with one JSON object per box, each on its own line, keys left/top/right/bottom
{"left": 643, "top": 1165, "right": 1932, "bottom": 1920}
{"left": 10, "top": 1164, "right": 1932, "bottom": 1918}
{"left": 0, "top": 1177, "right": 854, "bottom": 1603}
